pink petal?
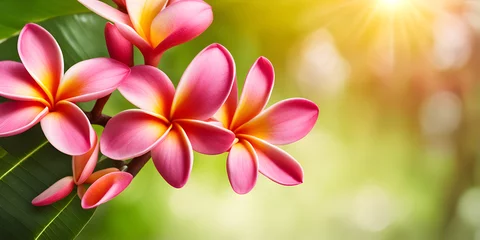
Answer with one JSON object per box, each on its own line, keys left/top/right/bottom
{"left": 125, "top": 0, "right": 167, "bottom": 41}
{"left": 0, "top": 101, "right": 48, "bottom": 137}
{"left": 81, "top": 171, "right": 133, "bottom": 209}
{"left": 118, "top": 65, "right": 174, "bottom": 117}
{"left": 85, "top": 168, "right": 120, "bottom": 184}
{"left": 72, "top": 132, "right": 99, "bottom": 185}
{"left": 230, "top": 57, "right": 274, "bottom": 130}
{"left": 227, "top": 140, "right": 258, "bottom": 194}
{"left": 32, "top": 176, "right": 75, "bottom": 206}
{"left": 176, "top": 119, "right": 235, "bottom": 155}
{"left": 0, "top": 61, "right": 49, "bottom": 105}
{"left": 77, "top": 184, "right": 87, "bottom": 199}
{"left": 100, "top": 109, "right": 170, "bottom": 160}
{"left": 105, "top": 23, "right": 133, "bottom": 67}
{"left": 151, "top": 0, "right": 213, "bottom": 53}
{"left": 112, "top": 0, "right": 126, "bottom": 10}
{"left": 56, "top": 58, "right": 130, "bottom": 103}
{"left": 236, "top": 98, "right": 319, "bottom": 145}
{"left": 213, "top": 77, "right": 238, "bottom": 128}
{"left": 151, "top": 124, "right": 193, "bottom": 188}
{"left": 40, "top": 101, "right": 93, "bottom": 156}
{"left": 115, "top": 22, "right": 152, "bottom": 54}
{"left": 78, "top": 0, "right": 130, "bottom": 25}
{"left": 18, "top": 23, "right": 63, "bottom": 101}
{"left": 246, "top": 136, "right": 303, "bottom": 186}
{"left": 171, "top": 44, "right": 235, "bottom": 120}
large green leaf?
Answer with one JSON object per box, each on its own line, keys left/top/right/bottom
{"left": 0, "top": 13, "right": 111, "bottom": 239}
{"left": 0, "top": 0, "right": 88, "bottom": 40}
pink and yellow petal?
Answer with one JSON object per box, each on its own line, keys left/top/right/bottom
{"left": 40, "top": 101, "right": 93, "bottom": 156}
{"left": 171, "top": 44, "right": 235, "bottom": 120}
{"left": 230, "top": 57, "right": 274, "bottom": 130}
{"left": 100, "top": 109, "right": 170, "bottom": 160}
{"left": 227, "top": 140, "right": 258, "bottom": 194}
{"left": 81, "top": 171, "right": 133, "bottom": 209}
{"left": 0, "top": 101, "right": 48, "bottom": 137}
{"left": 85, "top": 168, "right": 120, "bottom": 184}
{"left": 73, "top": 132, "right": 99, "bottom": 185}
{"left": 118, "top": 65, "right": 174, "bottom": 117}
{"left": 176, "top": 119, "right": 235, "bottom": 155}
{"left": 0, "top": 61, "right": 50, "bottom": 105}
{"left": 235, "top": 98, "right": 319, "bottom": 145}
{"left": 32, "top": 176, "right": 75, "bottom": 206}
{"left": 125, "top": 0, "right": 167, "bottom": 41}
{"left": 245, "top": 136, "right": 303, "bottom": 186}
{"left": 78, "top": 0, "right": 131, "bottom": 25}
{"left": 151, "top": 124, "right": 193, "bottom": 188}
{"left": 213, "top": 77, "right": 238, "bottom": 128}
{"left": 115, "top": 22, "right": 153, "bottom": 54}
{"left": 56, "top": 58, "right": 130, "bottom": 103}
{"left": 151, "top": 0, "right": 212, "bottom": 51}
{"left": 18, "top": 23, "right": 63, "bottom": 101}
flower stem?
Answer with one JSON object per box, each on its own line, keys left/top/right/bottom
{"left": 85, "top": 94, "right": 113, "bottom": 127}
{"left": 126, "top": 153, "right": 151, "bottom": 176}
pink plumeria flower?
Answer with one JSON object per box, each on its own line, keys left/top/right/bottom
{"left": 213, "top": 57, "right": 319, "bottom": 194}
{"left": 79, "top": 0, "right": 213, "bottom": 66}
{"left": 101, "top": 44, "right": 236, "bottom": 188}
{"left": 0, "top": 23, "right": 130, "bottom": 155}
{"left": 32, "top": 135, "right": 133, "bottom": 209}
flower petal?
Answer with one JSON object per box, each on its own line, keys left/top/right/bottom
{"left": 56, "top": 58, "right": 130, "bottom": 103}
{"left": 151, "top": 124, "right": 192, "bottom": 188}
{"left": 78, "top": 0, "right": 131, "bottom": 25}
{"left": 236, "top": 98, "right": 319, "bottom": 145}
{"left": 0, "top": 101, "right": 48, "bottom": 137}
{"left": 85, "top": 168, "right": 120, "bottom": 184}
{"left": 0, "top": 61, "right": 49, "bottom": 105}
{"left": 40, "top": 101, "right": 93, "bottom": 156}
{"left": 176, "top": 119, "right": 235, "bottom": 155}
{"left": 100, "top": 109, "right": 170, "bottom": 160}
{"left": 32, "top": 176, "right": 75, "bottom": 206}
{"left": 151, "top": 0, "right": 212, "bottom": 52}
{"left": 81, "top": 171, "right": 133, "bottom": 209}
{"left": 105, "top": 23, "right": 134, "bottom": 67}
{"left": 73, "top": 132, "right": 99, "bottom": 185}
{"left": 18, "top": 24, "right": 63, "bottom": 102}
{"left": 213, "top": 77, "right": 238, "bottom": 128}
{"left": 227, "top": 140, "right": 258, "bottom": 194}
{"left": 230, "top": 57, "right": 274, "bottom": 130}
{"left": 246, "top": 136, "right": 303, "bottom": 186}
{"left": 115, "top": 22, "right": 152, "bottom": 53}
{"left": 77, "top": 184, "right": 87, "bottom": 199}
{"left": 125, "top": 0, "right": 167, "bottom": 41}
{"left": 171, "top": 44, "right": 235, "bottom": 120}
{"left": 118, "top": 65, "right": 174, "bottom": 117}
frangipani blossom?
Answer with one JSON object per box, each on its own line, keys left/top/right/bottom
{"left": 213, "top": 57, "right": 319, "bottom": 194}
{"left": 32, "top": 134, "right": 133, "bottom": 209}
{"left": 79, "top": 0, "right": 213, "bottom": 66}
{"left": 101, "top": 44, "right": 236, "bottom": 188}
{"left": 0, "top": 23, "right": 130, "bottom": 155}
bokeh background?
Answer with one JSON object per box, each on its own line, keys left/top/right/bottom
{"left": 53, "top": 0, "right": 480, "bottom": 239}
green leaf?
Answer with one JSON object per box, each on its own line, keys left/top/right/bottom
{"left": 0, "top": 126, "right": 95, "bottom": 240}
{"left": 0, "top": 13, "right": 111, "bottom": 239}
{"left": 0, "top": 0, "right": 88, "bottom": 40}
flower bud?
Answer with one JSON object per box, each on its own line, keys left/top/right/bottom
{"left": 105, "top": 22, "right": 133, "bottom": 67}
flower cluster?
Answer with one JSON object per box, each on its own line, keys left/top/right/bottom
{"left": 0, "top": 0, "right": 319, "bottom": 209}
